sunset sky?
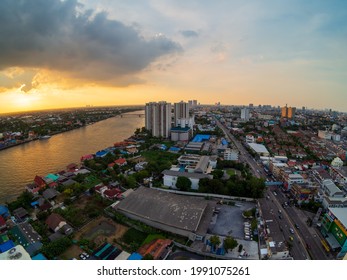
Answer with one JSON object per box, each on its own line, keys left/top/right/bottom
{"left": 0, "top": 0, "right": 346, "bottom": 113}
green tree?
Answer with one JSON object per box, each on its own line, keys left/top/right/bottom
{"left": 224, "top": 236, "right": 238, "bottom": 252}
{"left": 209, "top": 235, "right": 221, "bottom": 248}
{"left": 238, "top": 244, "right": 243, "bottom": 253}
{"left": 211, "top": 169, "right": 224, "bottom": 179}
{"left": 143, "top": 253, "right": 154, "bottom": 260}
{"left": 176, "top": 176, "right": 192, "bottom": 191}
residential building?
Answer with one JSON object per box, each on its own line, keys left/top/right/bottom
{"left": 223, "top": 148, "right": 239, "bottom": 161}
{"left": 318, "top": 130, "right": 332, "bottom": 140}
{"left": 45, "top": 213, "right": 73, "bottom": 235}
{"left": 176, "top": 116, "right": 195, "bottom": 129}
{"left": 321, "top": 180, "right": 344, "bottom": 198}
{"left": 241, "top": 108, "right": 250, "bottom": 121}
{"left": 290, "top": 184, "right": 317, "bottom": 204}
{"left": 174, "top": 101, "right": 190, "bottom": 127}
{"left": 330, "top": 166, "right": 347, "bottom": 186}
{"left": 281, "top": 105, "right": 296, "bottom": 119}
{"left": 145, "top": 101, "right": 172, "bottom": 138}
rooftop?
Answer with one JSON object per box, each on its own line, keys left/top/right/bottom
{"left": 248, "top": 143, "right": 270, "bottom": 154}
{"left": 329, "top": 208, "right": 347, "bottom": 227}
{"left": 162, "top": 170, "right": 212, "bottom": 179}
{"left": 116, "top": 187, "right": 208, "bottom": 232}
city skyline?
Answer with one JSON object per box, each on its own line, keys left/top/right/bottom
{"left": 1, "top": 0, "right": 347, "bottom": 113}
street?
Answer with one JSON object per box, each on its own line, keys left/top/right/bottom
{"left": 215, "top": 117, "right": 330, "bottom": 259}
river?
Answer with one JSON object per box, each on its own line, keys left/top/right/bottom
{"left": 0, "top": 111, "right": 144, "bottom": 204}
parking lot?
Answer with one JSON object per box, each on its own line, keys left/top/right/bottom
{"left": 208, "top": 202, "right": 256, "bottom": 239}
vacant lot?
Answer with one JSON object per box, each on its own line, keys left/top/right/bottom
{"left": 76, "top": 216, "right": 129, "bottom": 247}
{"left": 59, "top": 244, "right": 84, "bottom": 260}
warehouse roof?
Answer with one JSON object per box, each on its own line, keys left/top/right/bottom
{"left": 116, "top": 187, "right": 208, "bottom": 232}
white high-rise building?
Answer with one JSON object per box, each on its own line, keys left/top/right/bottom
{"left": 241, "top": 108, "right": 250, "bottom": 121}
{"left": 174, "top": 101, "right": 189, "bottom": 126}
{"left": 145, "top": 101, "right": 172, "bottom": 138}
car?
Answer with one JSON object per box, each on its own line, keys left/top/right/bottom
{"left": 278, "top": 209, "right": 282, "bottom": 214}
{"left": 295, "top": 223, "right": 299, "bottom": 229}
{"left": 278, "top": 215, "right": 282, "bottom": 219}
{"left": 289, "top": 228, "right": 294, "bottom": 234}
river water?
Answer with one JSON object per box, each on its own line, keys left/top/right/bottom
{"left": 0, "top": 111, "right": 144, "bottom": 204}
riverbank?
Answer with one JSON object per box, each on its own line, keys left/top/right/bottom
{"left": 0, "top": 112, "right": 145, "bottom": 204}
{"left": 0, "top": 109, "right": 142, "bottom": 152}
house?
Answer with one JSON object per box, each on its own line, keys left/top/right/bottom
{"left": 13, "top": 207, "right": 29, "bottom": 221}
{"left": 66, "top": 163, "right": 78, "bottom": 172}
{"left": 114, "top": 158, "right": 127, "bottom": 167}
{"left": 94, "top": 184, "right": 108, "bottom": 195}
{"left": 34, "top": 175, "right": 46, "bottom": 189}
{"left": 45, "top": 213, "right": 73, "bottom": 235}
{"left": 103, "top": 188, "right": 122, "bottom": 200}
{"left": 42, "top": 189, "right": 58, "bottom": 200}
{"left": 81, "top": 154, "right": 94, "bottom": 161}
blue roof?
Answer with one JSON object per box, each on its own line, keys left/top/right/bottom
{"left": 192, "top": 134, "right": 211, "bottom": 142}
{"left": 169, "top": 147, "right": 181, "bottom": 151}
{"left": 0, "top": 240, "right": 15, "bottom": 253}
{"left": 221, "top": 139, "right": 228, "bottom": 145}
{"left": 128, "top": 252, "right": 143, "bottom": 260}
{"left": 45, "top": 173, "right": 59, "bottom": 181}
{"left": 32, "top": 253, "right": 47, "bottom": 260}
{"left": 96, "top": 150, "right": 108, "bottom": 157}
{"left": 0, "top": 205, "right": 9, "bottom": 216}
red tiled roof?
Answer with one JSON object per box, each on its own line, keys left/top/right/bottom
{"left": 81, "top": 154, "right": 94, "bottom": 161}
{"left": 0, "top": 216, "right": 6, "bottom": 226}
{"left": 66, "top": 163, "right": 78, "bottom": 170}
{"left": 34, "top": 175, "right": 46, "bottom": 188}
{"left": 46, "top": 213, "right": 65, "bottom": 231}
{"left": 49, "top": 182, "right": 58, "bottom": 188}
{"left": 114, "top": 158, "right": 127, "bottom": 165}
{"left": 104, "top": 188, "right": 121, "bottom": 198}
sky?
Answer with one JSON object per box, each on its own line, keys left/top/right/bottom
{"left": 0, "top": 0, "right": 347, "bottom": 113}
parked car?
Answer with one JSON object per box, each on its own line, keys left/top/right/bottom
{"left": 289, "top": 228, "right": 294, "bottom": 234}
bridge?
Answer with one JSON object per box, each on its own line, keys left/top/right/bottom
{"left": 116, "top": 113, "right": 145, "bottom": 118}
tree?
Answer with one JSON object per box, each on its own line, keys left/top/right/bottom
{"left": 211, "top": 169, "right": 224, "bottom": 179}
{"left": 143, "top": 253, "right": 154, "bottom": 260}
{"left": 209, "top": 235, "right": 221, "bottom": 248}
{"left": 224, "top": 236, "right": 238, "bottom": 253}
{"left": 176, "top": 176, "right": 191, "bottom": 192}
{"left": 238, "top": 244, "right": 243, "bottom": 253}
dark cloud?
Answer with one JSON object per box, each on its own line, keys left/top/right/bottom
{"left": 180, "top": 30, "right": 199, "bottom": 38}
{"left": 0, "top": 0, "right": 182, "bottom": 88}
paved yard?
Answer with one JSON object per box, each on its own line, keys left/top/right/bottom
{"left": 208, "top": 202, "right": 255, "bottom": 239}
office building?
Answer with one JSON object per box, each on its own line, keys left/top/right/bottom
{"left": 145, "top": 101, "right": 171, "bottom": 138}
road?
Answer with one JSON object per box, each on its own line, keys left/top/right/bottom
{"left": 215, "top": 117, "right": 329, "bottom": 259}
{"left": 268, "top": 186, "right": 331, "bottom": 260}
{"left": 215, "top": 119, "right": 264, "bottom": 178}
